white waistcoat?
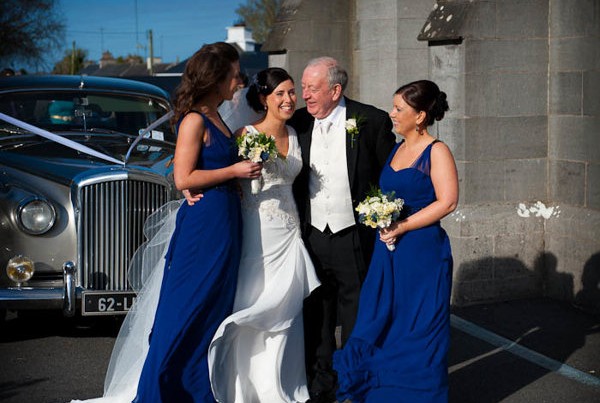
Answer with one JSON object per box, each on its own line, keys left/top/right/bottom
{"left": 309, "top": 105, "right": 355, "bottom": 233}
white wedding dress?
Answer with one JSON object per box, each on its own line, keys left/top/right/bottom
{"left": 71, "top": 125, "right": 319, "bottom": 403}
{"left": 208, "top": 125, "right": 320, "bottom": 403}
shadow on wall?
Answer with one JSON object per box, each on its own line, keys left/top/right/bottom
{"left": 452, "top": 253, "right": 574, "bottom": 306}
{"left": 536, "top": 252, "right": 574, "bottom": 301}
{"left": 453, "top": 251, "right": 600, "bottom": 314}
{"left": 575, "top": 252, "right": 600, "bottom": 315}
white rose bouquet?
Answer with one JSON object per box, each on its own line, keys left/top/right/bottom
{"left": 236, "top": 130, "right": 278, "bottom": 193}
{"left": 356, "top": 188, "right": 404, "bottom": 251}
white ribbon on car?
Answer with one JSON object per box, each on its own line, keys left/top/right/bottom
{"left": 0, "top": 111, "right": 175, "bottom": 166}
{"left": 0, "top": 111, "right": 124, "bottom": 165}
{"left": 124, "top": 110, "right": 174, "bottom": 164}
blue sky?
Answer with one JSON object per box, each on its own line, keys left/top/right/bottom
{"left": 58, "top": 0, "right": 243, "bottom": 65}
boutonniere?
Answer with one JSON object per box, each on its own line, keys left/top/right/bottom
{"left": 345, "top": 115, "right": 364, "bottom": 148}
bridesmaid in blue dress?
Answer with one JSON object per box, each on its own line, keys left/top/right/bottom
{"left": 133, "top": 42, "right": 263, "bottom": 403}
{"left": 333, "top": 80, "right": 458, "bottom": 403}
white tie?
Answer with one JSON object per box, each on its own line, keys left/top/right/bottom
{"left": 319, "top": 120, "right": 332, "bottom": 136}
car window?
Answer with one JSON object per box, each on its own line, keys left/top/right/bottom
{"left": 0, "top": 90, "right": 175, "bottom": 142}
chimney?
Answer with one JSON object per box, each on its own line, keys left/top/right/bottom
{"left": 226, "top": 23, "right": 256, "bottom": 52}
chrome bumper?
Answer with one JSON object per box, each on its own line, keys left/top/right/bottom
{"left": 0, "top": 261, "right": 77, "bottom": 316}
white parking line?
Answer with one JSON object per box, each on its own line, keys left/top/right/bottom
{"left": 451, "top": 314, "right": 600, "bottom": 388}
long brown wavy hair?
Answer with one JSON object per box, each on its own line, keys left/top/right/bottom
{"left": 171, "top": 42, "right": 239, "bottom": 124}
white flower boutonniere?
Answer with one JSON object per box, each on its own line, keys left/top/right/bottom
{"left": 345, "top": 115, "right": 364, "bottom": 148}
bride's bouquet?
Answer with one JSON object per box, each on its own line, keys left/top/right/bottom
{"left": 356, "top": 188, "right": 404, "bottom": 251}
{"left": 236, "top": 130, "right": 278, "bottom": 194}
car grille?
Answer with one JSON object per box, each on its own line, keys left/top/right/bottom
{"left": 78, "top": 179, "right": 169, "bottom": 290}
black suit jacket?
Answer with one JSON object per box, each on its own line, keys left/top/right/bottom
{"left": 290, "top": 97, "right": 396, "bottom": 272}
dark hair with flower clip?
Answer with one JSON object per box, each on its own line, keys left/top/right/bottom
{"left": 394, "top": 80, "right": 449, "bottom": 126}
{"left": 246, "top": 67, "right": 294, "bottom": 112}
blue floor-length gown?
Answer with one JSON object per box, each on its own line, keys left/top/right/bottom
{"left": 134, "top": 112, "right": 242, "bottom": 403}
{"left": 333, "top": 140, "right": 453, "bottom": 403}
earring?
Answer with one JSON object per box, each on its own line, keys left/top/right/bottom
{"left": 264, "top": 104, "right": 267, "bottom": 110}
{"left": 415, "top": 124, "right": 421, "bottom": 134}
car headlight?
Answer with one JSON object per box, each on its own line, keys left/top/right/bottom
{"left": 17, "top": 198, "right": 56, "bottom": 235}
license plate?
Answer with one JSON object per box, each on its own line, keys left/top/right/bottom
{"left": 82, "top": 291, "right": 137, "bottom": 316}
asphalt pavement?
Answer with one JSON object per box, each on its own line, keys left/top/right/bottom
{"left": 0, "top": 297, "right": 599, "bottom": 402}
{"left": 448, "top": 297, "right": 600, "bottom": 402}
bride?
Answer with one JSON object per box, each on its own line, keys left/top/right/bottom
{"left": 73, "top": 67, "right": 319, "bottom": 403}
{"left": 208, "top": 67, "right": 319, "bottom": 403}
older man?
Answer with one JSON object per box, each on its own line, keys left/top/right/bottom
{"left": 290, "top": 57, "right": 395, "bottom": 403}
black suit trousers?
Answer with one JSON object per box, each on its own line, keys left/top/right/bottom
{"left": 303, "top": 224, "right": 365, "bottom": 395}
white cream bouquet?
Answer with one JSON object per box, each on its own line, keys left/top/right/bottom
{"left": 356, "top": 188, "right": 404, "bottom": 251}
{"left": 236, "top": 130, "right": 278, "bottom": 193}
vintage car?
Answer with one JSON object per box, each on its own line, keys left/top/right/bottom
{"left": 0, "top": 75, "right": 180, "bottom": 317}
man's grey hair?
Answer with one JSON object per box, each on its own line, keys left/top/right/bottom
{"left": 306, "top": 56, "right": 348, "bottom": 92}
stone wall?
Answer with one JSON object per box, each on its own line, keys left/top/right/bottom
{"left": 437, "top": 0, "right": 550, "bottom": 305}
{"left": 263, "top": 0, "right": 353, "bottom": 97}
{"left": 263, "top": 0, "right": 600, "bottom": 311}
{"left": 546, "top": 0, "right": 600, "bottom": 312}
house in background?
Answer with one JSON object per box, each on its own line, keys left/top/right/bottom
{"left": 81, "top": 24, "right": 267, "bottom": 96}
{"left": 80, "top": 51, "right": 176, "bottom": 78}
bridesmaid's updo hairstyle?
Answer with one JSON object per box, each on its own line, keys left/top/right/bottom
{"left": 172, "top": 42, "right": 239, "bottom": 124}
{"left": 246, "top": 67, "right": 294, "bottom": 113}
{"left": 394, "top": 80, "right": 449, "bottom": 126}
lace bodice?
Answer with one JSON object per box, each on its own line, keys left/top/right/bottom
{"left": 240, "top": 125, "right": 302, "bottom": 230}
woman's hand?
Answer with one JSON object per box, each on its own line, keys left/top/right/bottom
{"left": 379, "top": 221, "right": 406, "bottom": 247}
{"left": 232, "top": 160, "right": 263, "bottom": 179}
{"left": 182, "top": 189, "right": 203, "bottom": 206}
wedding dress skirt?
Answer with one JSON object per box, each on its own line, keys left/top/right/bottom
{"left": 208, "top": 126, "right": 320, "bottom": 403}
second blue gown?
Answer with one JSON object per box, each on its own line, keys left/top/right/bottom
{"left": 334, "top": 140, "right": 453, "bottom": 403}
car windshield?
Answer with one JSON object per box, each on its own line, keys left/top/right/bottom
{"left": 0, "top": 90, "right": 175, "bottom": 142}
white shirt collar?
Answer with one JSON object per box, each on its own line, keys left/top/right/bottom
{"left": 315, "top": 97, "right": 346, "bottom": 128}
